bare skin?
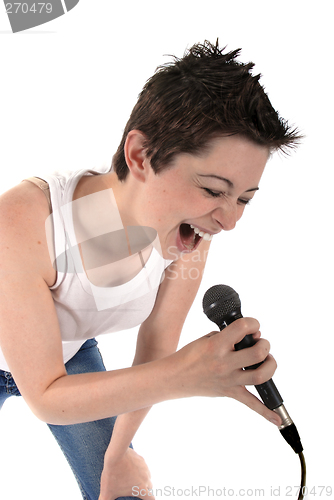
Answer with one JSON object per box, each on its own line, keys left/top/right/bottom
{"left": 0, "top": 133, "right": 281, "bottom": 499}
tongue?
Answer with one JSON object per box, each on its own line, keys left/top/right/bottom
{"left": 179, "top": 223, "right": 196, "bottom": 249}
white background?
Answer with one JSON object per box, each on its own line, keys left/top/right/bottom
{"left": 0, "top": 1, "right": 333, "bottom": 499}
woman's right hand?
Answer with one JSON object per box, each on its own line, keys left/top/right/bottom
{"left": 173, "top": 317, "right": 281, "bottom": 426}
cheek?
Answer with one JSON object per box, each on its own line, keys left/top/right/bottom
{"left": 152, "top": 183, "right": 207, "bottom": 220}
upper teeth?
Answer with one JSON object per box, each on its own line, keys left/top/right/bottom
{"left": 190, "top": 225, "right": 213, "bottom": 241}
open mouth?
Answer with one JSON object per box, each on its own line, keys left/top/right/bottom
{"left": 178, "top": 223, "right": 202, "bottom": 252}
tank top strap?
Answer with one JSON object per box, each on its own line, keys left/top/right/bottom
{"left": 22, "top": 176, "right": 52, "bottom": 213}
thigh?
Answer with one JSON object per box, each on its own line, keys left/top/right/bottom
{"left": 47, "top": 339, "right": 134, "bottom": 500}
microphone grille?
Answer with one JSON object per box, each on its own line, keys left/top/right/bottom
{"left": 202, "top": 284, "right": 241, "bottom": 323}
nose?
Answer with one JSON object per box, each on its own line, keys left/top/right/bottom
{"left": 212, "top": 204, "right": 239, "bottom": 231}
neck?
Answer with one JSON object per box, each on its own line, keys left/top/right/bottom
{"left": 104, "top": 171, "right": 143, "bottom": 228}
{"left": 74, "top": 170, "right": 146, "bottom": 229}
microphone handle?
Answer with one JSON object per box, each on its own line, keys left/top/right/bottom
{"left": 216, "top": 310, "right": 284, "bottom": 411}
{"left": 234, "top": 333, "right": 283, "bottom": 410}
{"left": 210, "top": 296, "right": 303, "bottom": 452}
{"left": 231, "top": 322, "right": 303, "bottom": 452}
{"left": 216, "top": 313, "right": 284, "bottom": 410}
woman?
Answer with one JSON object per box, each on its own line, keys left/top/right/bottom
{"left": 0, "top": 41, "right": 301, "bottom": 500}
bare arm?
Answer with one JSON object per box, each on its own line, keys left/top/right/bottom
{"left": 0, "top": 183, "right": 202, "bottom": 424}
{"left": 0, "top": 183, "right": 280, "bottom": 427}
{"left": 97, "top": 242, "right": 211, "bottom": 500}
{"left": 104, "top": 239, "right": 211, "bottom": 459}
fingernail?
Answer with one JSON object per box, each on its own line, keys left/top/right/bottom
{"left": 270, "top": 418, "right": 280, "bottom": 426}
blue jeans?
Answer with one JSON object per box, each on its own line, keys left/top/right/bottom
{"left": 0, "top": 338, "right": 134, "bottom": 500}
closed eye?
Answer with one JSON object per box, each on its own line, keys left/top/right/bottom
{"left": 237, "top": 198, "right": 252, "bottom": 206}
{"left": 202, "top": 188, "right": 225, "bottom": 198}
{"left": 203, "top": 188, "right": 252, "bottom": 206}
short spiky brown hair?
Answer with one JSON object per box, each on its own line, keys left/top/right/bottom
{"left": 113, "top": 40, "right": 302, "bottom": 181}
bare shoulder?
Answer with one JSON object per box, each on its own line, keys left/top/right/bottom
{"left": 0, "top": 182, "right": 66, "bottom": 414}
{"left": 0, "top": 180, "right": 56, "bottom": 287}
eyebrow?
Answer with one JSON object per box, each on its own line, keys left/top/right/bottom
{"left": 198, "top": 174, "right": 259, "bottom": 193}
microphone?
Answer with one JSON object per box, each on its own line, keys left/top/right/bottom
{"left": 202, "top": 284, "right": 303, "bottom": 454}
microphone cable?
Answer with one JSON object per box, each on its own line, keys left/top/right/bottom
{"left": 203, "top": 284, "right": 306, "bottom": 499}
{"left": 298, "top": 452, "right": 306, "bottom": 500}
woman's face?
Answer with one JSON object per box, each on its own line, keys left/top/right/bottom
{"left": 135, "top": 134, "right": 269, "bottom": 261}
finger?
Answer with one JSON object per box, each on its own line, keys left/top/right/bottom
{"left": 252, "top": 330, "right": 262, "bottom": 340}
{"left": 205, "top": 330, "right": 220, "bottom": 338}
{"left": 228, "top": 352, "right": 276, "bottom": 388}
{"left": 247, "top": 353, "right": 277, "bottom": 386}
{"left": 136, "top": 488, "right": 155, "bottom": 500}
{"left": 217, "top": 317, "right": 261, "bottom": 348}
{"left": 233, "top": 338, "right": 271, "bottom": 371}
{"left": 234, "top": 353, "right": 277, "bottom": 388}
{"left": 147, "top": 479, "right": 153, "bottom": 490}
{"left": 228, "top": 385, "right": 282, "bottom": 426}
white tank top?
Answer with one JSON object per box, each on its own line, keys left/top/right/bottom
{"left": 0, "top": 166, "right": 173, "bottom": 371}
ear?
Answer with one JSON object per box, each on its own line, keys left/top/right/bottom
{"left": 124, "top": 130, "right": 150, "bottom": 182}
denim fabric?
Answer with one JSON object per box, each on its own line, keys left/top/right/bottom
{"left": 0, "top": 338, "right": 134, "bottom": 500}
